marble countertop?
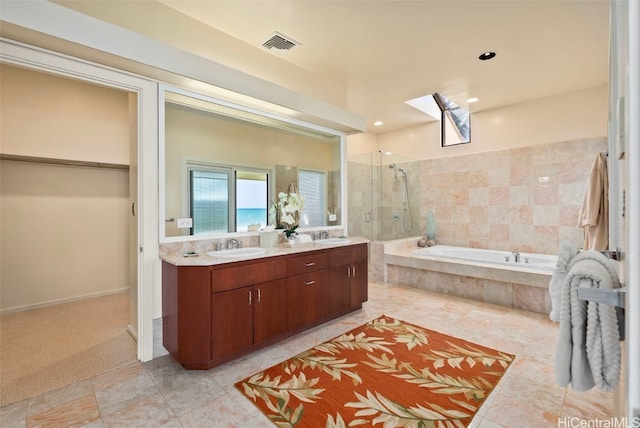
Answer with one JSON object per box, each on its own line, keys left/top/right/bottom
{"left": 161, "top": 237, "right": 369, "bottom": 267}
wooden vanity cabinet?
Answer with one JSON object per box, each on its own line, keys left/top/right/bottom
{"left": 162, "top": 243, "right": 368, "bottom": 370}
{"left": 210, "top": 278, "right": 287, "bottom": 361}
{"left": 286, "top": 251, "right": 329, "bottom": 330}
{"left": 210, "top": 259, "right": 287, "bottom": 363}
{"left": 329, "top": 244, "right": 368, "bottom": 308}
{"left": 162, "top": 264, "right": 212, "bottom": 369}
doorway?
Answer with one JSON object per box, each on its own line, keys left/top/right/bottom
{"left": 0, "top": 39, "right": 158, "bottom": 366}
{"left": 0, "top": 65, "right": 139, "bottom": 405}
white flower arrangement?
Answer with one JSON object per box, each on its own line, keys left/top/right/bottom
{"left": 270, "top": 191, "right": 305, "bottom": 238}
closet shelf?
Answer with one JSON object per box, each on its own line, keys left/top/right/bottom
{"left": 0, "top": 153, "right": 129, "bottom": 170}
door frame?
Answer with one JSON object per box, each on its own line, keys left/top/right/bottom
{"left": 0, "top": 38, "right": 159, "bottom": 362}
{"left": 625, "top": 0, "right": 639, "bottom": 419}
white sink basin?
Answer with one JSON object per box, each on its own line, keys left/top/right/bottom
{"left": 314, "top": 238, "right": 351, "bottom": 245}
{"left": 207, "top": 247, "right": 266, "bottom": 258}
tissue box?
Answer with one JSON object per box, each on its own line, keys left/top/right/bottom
{"left": 259, "top": 231, "right": 279, "bottom": 248}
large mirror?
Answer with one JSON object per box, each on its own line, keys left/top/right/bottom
{"left": 160, "top": 87, "right": 344, "bottom": 241}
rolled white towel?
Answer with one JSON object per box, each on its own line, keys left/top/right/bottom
{"left": 555, "top": 251, "right": 621, "bottom": 391}
{"left": 549, "top": 241, "right": 578, "bottom": 322}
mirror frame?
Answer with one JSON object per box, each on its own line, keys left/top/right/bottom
{"left": 158, "top": 84, "right": 348, "bottom": 243}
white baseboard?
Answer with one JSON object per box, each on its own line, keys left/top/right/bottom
{"left": 127, "top": 324, "right": 138, "bottom": 341}
{"left": 0, "top": 287, "right": 130, "bottom": 315}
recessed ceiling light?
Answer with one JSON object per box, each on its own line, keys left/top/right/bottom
{"left": 374, "top": 121, "right": 383, "bottom": 126}
{"left": 466, "top": 97, "right": 479, "bottom": 103}
{"left": 479, "top": 51, "right": 496, "bottom": 60}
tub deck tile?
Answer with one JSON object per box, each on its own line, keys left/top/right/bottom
{"left": 384, "top": 244, "right": 554, "bottom": 314}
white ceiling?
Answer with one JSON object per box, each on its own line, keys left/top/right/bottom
{"left": 156, "top": 0, "right": 610, "bottom": 133}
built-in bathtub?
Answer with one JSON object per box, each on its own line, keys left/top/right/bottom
{"left": 412, "top": 246, "right": 557, "bottom": 272}
{"left": 380, "top": 238, "right": 556, "bottom": 314}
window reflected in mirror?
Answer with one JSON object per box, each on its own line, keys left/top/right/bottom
{"left": 187, "top": 164, "right": 270, "bottom": 234}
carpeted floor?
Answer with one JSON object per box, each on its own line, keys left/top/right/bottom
{"left": 237, "top": 315, "right": 515, "bottom": 427}
{"left": 0, "top": 291, "right": 137, "bottom": 407}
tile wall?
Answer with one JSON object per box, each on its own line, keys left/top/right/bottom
{"left": 421, "top": 137, "right": 607, "bottom": 254}
{"left": 350, "top": 137, "right": 607, "bottom": 255}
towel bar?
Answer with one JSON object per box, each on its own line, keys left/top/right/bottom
{"left": 577, "top": 281, "right": 626, "bottom": 341}
{"left": 577, "top": 285, "right": 626, "bottom": 308}
{"left": 578, "top": 248, "right": 623, "bottom": 261}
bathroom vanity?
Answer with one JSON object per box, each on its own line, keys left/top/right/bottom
{"left": 161, "top": 240, "right": 368, "bottom": 369}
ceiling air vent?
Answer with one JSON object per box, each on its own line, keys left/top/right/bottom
{"left": 261, "top": 32, "right": 300, "bottom": 51}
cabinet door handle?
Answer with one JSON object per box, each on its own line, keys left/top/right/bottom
{"left": 304, "top": 262, "right": 316, "bottom": 267}
{"left": 305, "top": 280, "right": 316, "bottom": 285}
{"left": 248, "top": 290, "right": 252, "bottom": 305}
{"left": 347, "top": 266, "right": 352, "bottom": 278}
{"left": 352, "top": 265, "right": 356, "bottom": 277}
{"left": 257, "top": 288, "right": 261, "bottom": 303}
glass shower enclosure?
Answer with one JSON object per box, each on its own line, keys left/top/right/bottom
{"left": 348, "top": 150, "right": 421, "bottom": 241}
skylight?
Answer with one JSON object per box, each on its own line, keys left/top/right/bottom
{"left": 405, "top": 94, "right": 441, "bottom": 119}
{"left": 405, "top": 93, "right": 471, "bottom": 146}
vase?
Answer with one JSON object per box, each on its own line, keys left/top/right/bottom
{"left": 426, "top": 211, "right": 436, "bottom": 241}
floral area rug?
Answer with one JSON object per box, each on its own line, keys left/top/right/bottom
{"left": 236, "top": 315, "right": 515, "bottom": 427}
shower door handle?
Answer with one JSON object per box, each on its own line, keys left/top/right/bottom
{"left": 365, "top": 212, "right": 371, "bottom": 223}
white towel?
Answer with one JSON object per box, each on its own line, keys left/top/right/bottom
{"left": 548, "top": 241, "right": 578, "bottom": 322}
{"left": 555, "top": 251, "right": 621, "bottom": 391}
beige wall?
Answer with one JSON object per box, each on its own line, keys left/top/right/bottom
{"left": 0, "top": 161, "right": 130, "bottom": 311}
{"left": 0, "top": 64, "right": 130, "bottom": 164}
{"left": 348, "top": 85, "right": 608, "bottom": 159}
{"left": 0, "top": 64, "right": 131, "bottom": 311}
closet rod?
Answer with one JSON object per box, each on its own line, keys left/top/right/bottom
{"left": 0, "top": 154, "right": 129, "bottom": 170}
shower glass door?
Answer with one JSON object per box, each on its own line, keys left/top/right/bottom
{"left": 347, "top": 152, "right": 375, "bottom": 241}
{"left": 347, "top": 151, "right": 420, "bottom": 241}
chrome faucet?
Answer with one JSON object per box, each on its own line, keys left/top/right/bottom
{"left": 512, "top": 251, "right": 521, "bottom": 263}
{"left": 226, "top": 238, "right": 239, "bottom": 250}
{"left": 319, "top": 231, "right": 329, "bottom": 240}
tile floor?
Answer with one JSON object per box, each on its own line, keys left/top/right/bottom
{"left": 1, "top": 281, "right": 615, "bottom": 427}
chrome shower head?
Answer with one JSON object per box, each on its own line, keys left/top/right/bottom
{"left": 388, "top": 163, "right": 397, "bottom": 179}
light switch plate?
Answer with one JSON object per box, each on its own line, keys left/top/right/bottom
{"left": 176, "top": 218, "right": 193, "bottom": 228}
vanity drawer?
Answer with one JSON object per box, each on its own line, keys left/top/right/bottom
{"left": 211, "top": 259, "right": 286, "bottom": 293}
{"left": 286, "top": 252, "right": 328, "bottom": 276}
{"left": 328, "top": 244, "right": 368, "bottom": 267}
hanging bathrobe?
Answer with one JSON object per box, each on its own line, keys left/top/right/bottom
{"left": 577, "top": 152, "right": 608, "bottom": 250}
